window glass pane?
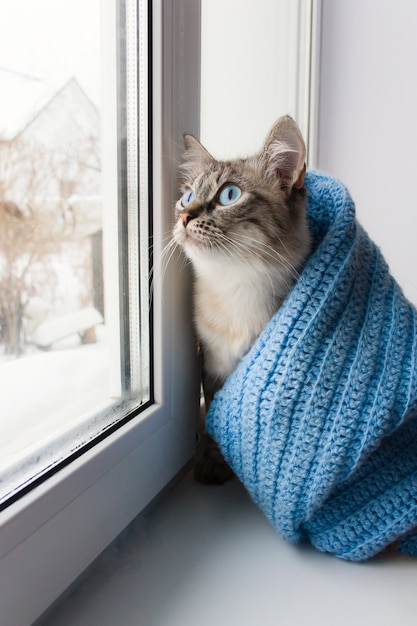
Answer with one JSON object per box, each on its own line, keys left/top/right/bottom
{"left": 0, "top": 0, "right": 151, "bottom": 507}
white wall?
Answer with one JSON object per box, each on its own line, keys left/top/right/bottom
{"left": 200, "top": 0, "right": 309, "bottom": 159}
{"left": 318, "top": 0, "right": 417, "bottom": 305}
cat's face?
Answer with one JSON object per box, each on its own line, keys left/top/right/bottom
{"left": 173, "top": 115, "right": 310, "bottom": 271}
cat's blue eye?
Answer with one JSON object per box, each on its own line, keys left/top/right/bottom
{"left": 219, "top": 184, "right": 241, "bottom": 206}
{"left": 181, "top": 189, "right": 195, "bottom": 207}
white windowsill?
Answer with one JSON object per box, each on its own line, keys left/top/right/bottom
{"left": 36, "top": 471, "right": 417, "bottom": 626}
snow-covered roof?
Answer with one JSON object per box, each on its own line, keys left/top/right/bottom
{"left": 0, "top": 67, "right": 68, "bottom": 139}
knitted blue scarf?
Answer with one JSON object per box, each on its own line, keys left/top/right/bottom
{"left": 206, "top": 171, "right": 417, "bottom": 561}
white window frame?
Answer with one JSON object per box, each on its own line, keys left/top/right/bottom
{"left": 0, "top": 1, "right": 201, "bottom": 624}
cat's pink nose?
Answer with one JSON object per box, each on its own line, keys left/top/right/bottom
{"left": 181, "top": 212, "right": 192, "bottom": 227}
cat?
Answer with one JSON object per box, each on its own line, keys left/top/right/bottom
{"left": 173, "top": 115, "right": 311, "bottom": 484}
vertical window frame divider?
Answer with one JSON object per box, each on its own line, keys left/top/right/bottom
{"left": 116, "top": 0, "right": 131, "bottom": 392}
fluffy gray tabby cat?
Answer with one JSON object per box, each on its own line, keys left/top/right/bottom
{"left": 173, "top": 116, "right": 311, "bottom": 484}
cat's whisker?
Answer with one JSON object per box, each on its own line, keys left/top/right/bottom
{"left": 159, "top": 238, "right": 179, "bottom": 284}
{"left": 149, "top": 237, "right": 181, "bottom": 308}
{"left": 211, "top": 231, "right": 250, "bottom": 259}
{"left": 207, "top": 232, "right": 280, "bottom": 298}
{"left": 229, "top": 232, "right": 300, "bottom": 296}
{"left": 219, "top": 232, "right": 282, "bottom": 300}
{"left": 148, "top": 242, "right": 155, "bottom": 309}
{"left": 216, "top": 229, "right": 298, "bottom": 277}
{"left": 230, "top": 232, "right": 302, "bottom": 282}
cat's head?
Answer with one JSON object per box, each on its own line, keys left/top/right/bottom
{"left": 173, "top": 115, "right": 310, "bottom": 271}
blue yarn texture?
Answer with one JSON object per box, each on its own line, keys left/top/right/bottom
{"left": 206, "top": 171, "right": 417, "bottom": 561}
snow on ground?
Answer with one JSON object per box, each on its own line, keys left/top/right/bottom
{"left": 0, "top": 328, "right": 110, "bottom": 467}
{"left": 32, "top": 307, "right": 104, "bottom": 348}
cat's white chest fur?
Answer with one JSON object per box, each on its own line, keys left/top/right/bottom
{"left": 193, "top": 257, "right": 285, "bottom": 381}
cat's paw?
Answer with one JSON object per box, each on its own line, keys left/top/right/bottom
{"left": 194, "top": 433, "right": 234, "bottom": 485}
{"left": 194, "top": 456, "right": 234, "bottom": 485}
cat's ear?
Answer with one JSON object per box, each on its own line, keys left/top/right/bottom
{"left": 180, "top": 134, "right": 215, "bottom": 182}
{"left": 258, "top": 116, "right": 306, "bottom": 194}
{"left": 184, "top": 134, "right": 215, "bottom": 167}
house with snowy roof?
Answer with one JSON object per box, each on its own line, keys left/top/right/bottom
{"left": 0, "top": 69, "right": 103, "bottom": 354}
{"left": 0, "top": 68, "right": 102, "bottom": 235}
